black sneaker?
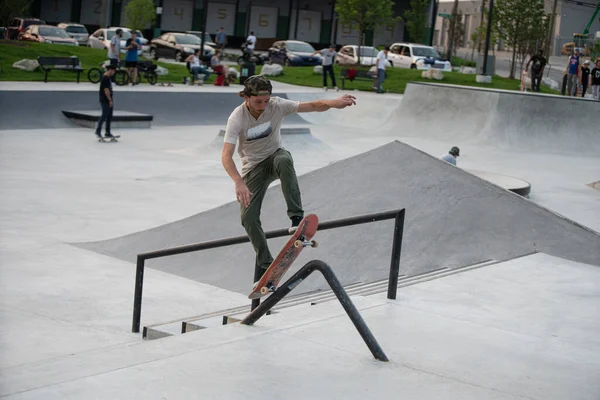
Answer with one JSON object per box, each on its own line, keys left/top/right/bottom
{"left": 104, "top": 133, "right": 115, "bottom": 138}
{"left": 288, "top": 216, "right": 303, "bottom": 233}
{"left": 95, "top": 132, "right": 102, "bottom": 139}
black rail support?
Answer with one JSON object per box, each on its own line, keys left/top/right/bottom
{"left": 387, "top": 209, "right": 405, "bottom": 300}
{"left": 132, "top": 255, "right": 145, "bottom": 333}
{"left": 241, "top": 260, "right": 389, "bottom": 362}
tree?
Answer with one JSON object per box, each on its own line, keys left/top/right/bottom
{"left": 469, "top": 7, "right": 499, "bottom": 61}
{"left": 446, "top": 0, "right": 460, "bottom": 60}
{"left": 335, "top": 0, "right": 399, "bottom": 65}
{"left": 495, "top": 0, "right": 548, "bottom": 79}
{"left": 0, "top": 0, "right": 33, "bottom": 39}
{"left": 404, "top": 0, "right": 429, "bottom": 44}
{"left": 124, "top": 0, "right": 156, "bottom": 32}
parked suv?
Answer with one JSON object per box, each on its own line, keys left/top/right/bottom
{"left": 387, "top": 43, "right": 452, "bottom": 71}
{"left": 57, "top": 22, "right": 89, "bottom": 46}
{"left": 6, "top": 17, "right": 45, "bottom": 40}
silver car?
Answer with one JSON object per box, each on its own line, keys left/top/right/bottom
{"left": 57, "top": 23, "right": 89, "bottom": 46}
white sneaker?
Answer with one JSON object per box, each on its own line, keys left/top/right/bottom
{"left": 334, "top": 86, "right": 339, "bottom": 91}
{"left": 324, "top": 87, "right": 328, "bottom": 91}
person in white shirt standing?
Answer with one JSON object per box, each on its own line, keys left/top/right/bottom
{"left": 312, "top": 44, "right": 338, "bottom": 91}
{"left": 375, "top": 46, "right": 389, "bottom": 93}
{"left": 246, "top": 31, "right": 257, "bottom": 54}
{"left": 107, "top": 29, "right": 123, "bottom": 68}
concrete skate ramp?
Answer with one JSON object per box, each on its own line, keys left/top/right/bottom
{"left": 76, "top": 141, "right": 600, "bottom": 295}
{"left": 0, "top": 91, "right": 308, "bottom": 130}
{"left": 393, "top": 82, "right": 600, "bottom": 155}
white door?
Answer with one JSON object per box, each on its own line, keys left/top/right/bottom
{"left": 206, "top": 2, "right": 235, "bottom": 36}
{"left": 248, "top": 6, "right": 278, "bottom": 38}
{"left": 41, "top": 0, "right": 73, "bottom": 23}
{"left": 337, "top": 22, "right": 360, "bottom": 46}
{"left": 161, "top": 0, "right": 193, "bottom": 32}
{"left": 289, "top": 9, "right": 322, "bottom": 43}
{"left": 80, "top": 0, "right": 103, "bottom": 25}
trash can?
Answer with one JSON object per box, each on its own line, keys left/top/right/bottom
{"left": 240, "top": 61, "right": 256, "bottom": 85}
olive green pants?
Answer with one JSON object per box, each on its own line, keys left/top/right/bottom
{"left": 241, "top": 148, "right": 303, "bottom": 271}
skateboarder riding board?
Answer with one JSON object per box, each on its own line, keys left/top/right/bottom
{"left": 221, "top": 75, "right": 356, "bottom": 282}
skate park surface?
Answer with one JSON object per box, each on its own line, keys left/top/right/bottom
{"left": 0, "top": 80, "right": 599, "bottom": 399}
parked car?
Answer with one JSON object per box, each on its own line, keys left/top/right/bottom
{"left": 57, "top": 22, "right": 89, "bottom": 46}
{"left": 109, "top": 27, "right": 150, "bottom": 52}
{"left": 149, "top": 32, "right": 215, "bottom": 62}
{"left": 268, "top": 40, "right": 322, "bottom": 66}
{"left": 6, "top": 17, "right": 45, "bottom": 40}
{"left": 18, "top": 25, "right": 78, "bottom": 46}
{"left": 87, "top": 28, "right": 142, "bottom": 56}
{"left": 387, "top": 43, "right": 452, "bottom": 71}
{"left": 336, "top": 45, "right": 392, "bottom": 67}
{"left": 186, "top": 31, "right": 217, "bottom": 48}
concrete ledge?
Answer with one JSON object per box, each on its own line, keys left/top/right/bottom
{"left": 476, "top": 74, "right": 493, "bottom": 83}
{"left": 62, "top": 110, "right": 153, "bottom": 129}
{"left": 466, "top": 169, "right": 532, "bottom": 197}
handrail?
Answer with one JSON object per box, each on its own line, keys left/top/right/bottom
{"left": 241, "top": 259, "right": 389, "bottom": 362}
{"left": 132, "top": 209, "right": 405, "bottom": 333}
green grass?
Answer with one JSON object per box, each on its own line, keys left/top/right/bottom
{"left": 261, "top": 65, "right": 559, "bottom": 95}
{"left": 0, "top": 40, "right": 192, "bottom": 83}
{"left": 1, "top": 40, "right": 559, "bottom": 95}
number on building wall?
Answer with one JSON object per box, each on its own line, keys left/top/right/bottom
{"left": 386, "top": 24, "right": 394, "bottom": 33}
{"left": 302, "top": 17, "right": 312, "bottom": 30}
{"left": 218, "top": 8, "right": 227, "bottom": 19}
{"left": 341, "top": 23, "right": 353, "bottom": 34}
{"left": 94, "top": 0, "right": 102, "bottom": 14}
{"left": 174, "top": 7, "right": 184, "bottom": 21}
{"left": 258, "top": 14, "right": 269, "bottom": 27}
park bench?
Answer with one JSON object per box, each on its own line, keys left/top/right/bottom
{"left": 37, "top": 56, "right": 84, "bottom": 83}
{"left": 340, "top": 67, "right": 376, "bottom": 89}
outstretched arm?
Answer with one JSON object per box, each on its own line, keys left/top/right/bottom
{"left": 297, "top": 94, "right": 356, "bottom": 113}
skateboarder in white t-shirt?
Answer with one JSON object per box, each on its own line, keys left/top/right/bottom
{"left": 221, "top": 75, "right": 356, "bottom": 276}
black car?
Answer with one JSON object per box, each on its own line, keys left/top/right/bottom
{"left": 6, "top": 17, "right": 45, "bottom": 40}
{"left": 268, "top": 40, "right": 322, "bottom": 67}
{"left": 149, "top": 33, "right": 215, "bottom": 62}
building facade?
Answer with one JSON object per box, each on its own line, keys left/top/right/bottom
{"left": 433, "top": 0, "right": 600, "bottom": 56}
{"left": 31, "top": 0, "right": 424, "bottom": 48}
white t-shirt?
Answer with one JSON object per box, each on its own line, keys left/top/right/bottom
{"left": 108, "top": 35, "right": 121, "bottom": 59}
{"left": 191, "top": 55, "right": 200, "bottom": 68}
{"left": 376, "top": 50, "right": 387, "bottom": 70}
{"left": 246, "top": 35, "right": 257, "bottom": 50}
{"left": 319, "top": 49, "right": 337, "bottom": 66}
{"left": 224, "top": 97, "right": 299, "bottom": 176}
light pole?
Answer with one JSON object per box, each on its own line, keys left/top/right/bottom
{"left": 481, "top": 0, "right": 494, "bottom": 75}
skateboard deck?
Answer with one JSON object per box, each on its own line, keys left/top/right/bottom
{"left": 520, "top": 69, "right": 527, "bottom": 92}
{"left": 98, "top": 135, "right": 120, "bottom": 142}
{"left": 248, "top": 214, "right": 319, "bottom": 299}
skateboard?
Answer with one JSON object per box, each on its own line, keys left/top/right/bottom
{"left": 520, "top": 69, "right": 527, "bottom": 91}
{"left": 98, "top": 135, "right": 120, "bottom": 143}
{"left": 248, "top": 214, "right": 319, "bottom": 299}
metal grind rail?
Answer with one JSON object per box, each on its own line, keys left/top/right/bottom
{"left": 241, "top": 259, "right": 389, "bottom": 362}
{"left": 132, "top": 209, "right": 405, "bottom": 334}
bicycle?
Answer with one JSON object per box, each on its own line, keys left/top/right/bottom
{"left": 125, "top": 61, "right": 158, "bottom": 85}
{"left": 87, "top": 61, "right": 129, "bottom": 86}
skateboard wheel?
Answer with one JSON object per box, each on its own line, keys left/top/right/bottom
{"left": 311, "top": 240, "right": 319, "bottom": 248}
{"left": 260, "top": 287, "right": 269, "bottom": 294}
{"left": 294, "top": 240, "right": 302, "bottom": 248}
